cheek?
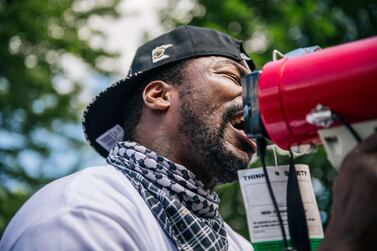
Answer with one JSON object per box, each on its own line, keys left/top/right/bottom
{"left": 180, "top": 82, "right": 235, "bottom": 128}
{"left": 192, "top": 108, "right": 220, "bottom": 132}
{"left": 202, "top": 103, "right": 226, "bottom": 128}
{"left": 209, "top": 75, "right": 242, "bottom": 100}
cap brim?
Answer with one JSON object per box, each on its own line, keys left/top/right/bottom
{"left": 82, "top": 77, "right": 138, "bottom": 158}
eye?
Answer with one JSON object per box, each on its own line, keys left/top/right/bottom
{"left": 224, "top": 73, "right": 241, "bottom": 86}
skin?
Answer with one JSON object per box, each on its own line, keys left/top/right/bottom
{"left": 135, "top": 56, "right": 255, "bottom": 189}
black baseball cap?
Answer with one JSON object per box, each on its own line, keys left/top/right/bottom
{"left": 82, "top": 25, "right": 255, "bottom": 158}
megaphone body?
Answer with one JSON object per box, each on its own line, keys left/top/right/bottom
{"left": 243, "top": 36, "right": 377, "bottom": 168}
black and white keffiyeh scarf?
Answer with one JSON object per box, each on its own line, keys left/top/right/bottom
{"left": 107, "top": 141, "right": 228, "bottom": 251}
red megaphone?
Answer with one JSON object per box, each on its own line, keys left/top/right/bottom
{"left": 243, "top": 36, "right": 377, "bottom": 167}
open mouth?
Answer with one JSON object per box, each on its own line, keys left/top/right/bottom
{"left": 229, "top": 111, "right": 256, "bottom": 151}
{"left": 230, "top": 112, "right": 245, "bottom": 131}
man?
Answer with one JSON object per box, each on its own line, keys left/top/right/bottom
{"left": 0, "top": 25, "right": 256, "bottom": 251}
{"left": 1, "top": 25, "right": 376, "bottom": 251}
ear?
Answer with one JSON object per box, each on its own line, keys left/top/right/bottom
{"left": 143, "top": 80, "right": 172, "bottom": 111}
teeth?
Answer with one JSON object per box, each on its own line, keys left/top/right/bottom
{"left": 230, "top": 113, "right": 244, "bottom": 127}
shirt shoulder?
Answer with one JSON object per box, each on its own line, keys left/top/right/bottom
{"left": 0, "top": 165, "right": 176, "bottom": 251}
{"left": 225, "top": 223, "right": 254, "bottom": 251}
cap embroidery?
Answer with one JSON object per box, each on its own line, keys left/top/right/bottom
{"left": 152, "top": 44, "right": 173, "bottom": 63}
{"left": 240, "top": 52, "right": 251, "bottom": 60}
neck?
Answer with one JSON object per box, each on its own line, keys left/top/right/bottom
{"left": 176, "top": 153, "right": 218, "bottom": 190}
{"left": 135, "top": 111, "right": 218, "bottom": 190}
{"left": 135, "top": 134, "right": 216, "bottom": 190}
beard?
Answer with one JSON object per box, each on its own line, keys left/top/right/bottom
{"left": 178, "top": 88, "right": 252, "bottom": 186}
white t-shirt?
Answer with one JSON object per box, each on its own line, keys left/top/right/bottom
{"left": 0, "top": 165, "right": 254, "bottom": 251}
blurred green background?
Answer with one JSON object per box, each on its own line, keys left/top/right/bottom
{"left": 1, "top": 0, "right": 376, "bottom": 240}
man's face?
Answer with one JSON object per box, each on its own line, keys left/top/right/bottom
{"left": 177, "top": 56, "right": 256, "bottom": 186}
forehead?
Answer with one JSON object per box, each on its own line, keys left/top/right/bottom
{"left": 186, "top": 56, "right": 251, "bottom": 74}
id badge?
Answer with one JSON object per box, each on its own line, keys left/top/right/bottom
{"left": 238, "top": 165, "right": 324, "bottom": 251}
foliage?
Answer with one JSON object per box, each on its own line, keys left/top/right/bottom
{"left": 1, "top": 0, "right": 376, "bottom": 243}
{"left": 0, "top": 0, "right": 120, "bottom": 236}
{"left": 162, "top": 0, "right": 377, "bottom": 240}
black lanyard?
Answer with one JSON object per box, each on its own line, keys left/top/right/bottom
{"left": 287, "top": 152, "right": 310, "bottom": 251}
